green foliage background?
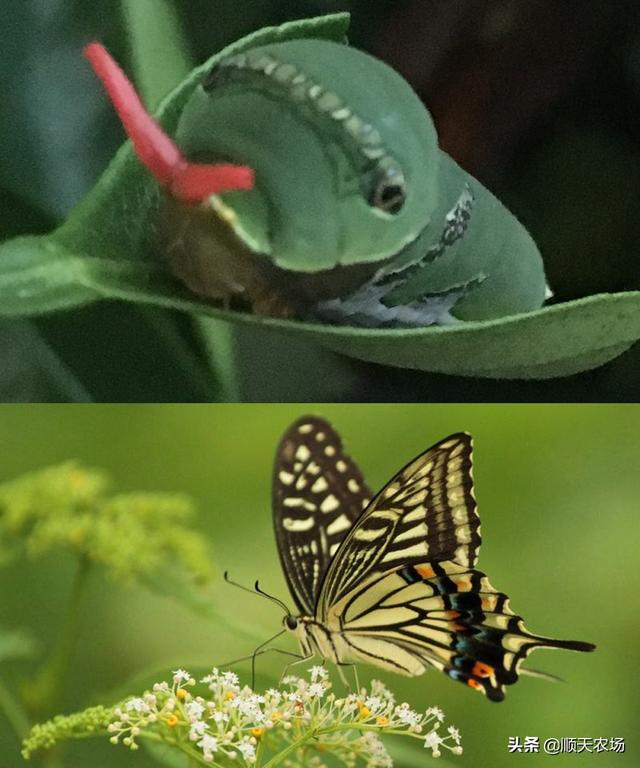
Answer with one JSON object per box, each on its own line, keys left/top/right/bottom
{"left": 0, "top": 404, "right": 637, "bottom": 767}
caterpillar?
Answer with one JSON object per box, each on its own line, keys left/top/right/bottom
{"left": 85, "top": 18, "right": 548, "bottom": 327}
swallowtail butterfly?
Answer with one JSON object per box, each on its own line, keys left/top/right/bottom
{"left": 273, "top": 416, "right": 594, "bottom": 701}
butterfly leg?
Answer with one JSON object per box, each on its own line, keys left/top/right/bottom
{"left": 278, "top": 651, "right": 314, "bottom": 683}
{"left": 335, "top": 661, "right": 360, "bottom": 693}
{"left": 214, "top": 646, "right": 310, "bottom": 688}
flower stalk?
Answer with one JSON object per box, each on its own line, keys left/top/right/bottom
{"left": 0, "top": 674, "right": 30, "bottom": 743}
{"left": 25, "top": 557, "right": 90, "bottom": 718}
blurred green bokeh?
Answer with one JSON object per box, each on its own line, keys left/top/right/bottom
{"left": 0, "top": 405, "right": 637, "bottom": 766}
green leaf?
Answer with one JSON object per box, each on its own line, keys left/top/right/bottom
{"left": 0, "top": 627, "right": 38, "bottom": 663}
{"left": 0, "top": 237, "right": 100, "bottom": 315}
{"left": 0, "top": 11, "right": 637, "bottom": 380}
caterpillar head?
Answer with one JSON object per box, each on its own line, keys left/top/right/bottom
{"left": 85, "top": 40, "right": 438, "bottom": 280}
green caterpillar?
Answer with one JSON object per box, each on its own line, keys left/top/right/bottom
{"left": 87, "top": 23, "right": 548, "bottom": 327}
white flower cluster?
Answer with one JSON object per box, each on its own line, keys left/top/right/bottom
{"left": 107, "top": 667, "right": 462, "bottom": 766}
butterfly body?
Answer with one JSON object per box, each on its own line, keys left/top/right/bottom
{"left": 273, "top": 417, "right": 594, "bottom": 702}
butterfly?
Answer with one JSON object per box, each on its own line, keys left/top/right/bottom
{"left": 272, "top": 416, "right": 595, "bottom": 701}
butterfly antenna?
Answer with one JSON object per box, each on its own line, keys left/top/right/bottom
{"left": 224, "top": 572, "right": 292, "bottom": 617}
{"left": 213, "top": 649, "right": 270, "bottom": 669}
{"left": 224, "top": 571, "right": 261, "bottom": 597}
{"left": 254, "top": 580, "right": 292, "bottom": 616}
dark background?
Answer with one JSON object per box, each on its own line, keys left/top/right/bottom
{"left": 1, "top": 0, "right": 638, "bottom": 401}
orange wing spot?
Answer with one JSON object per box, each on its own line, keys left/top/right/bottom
{"left": 444, "top": 610, "right": 461, "bottom": 620}
{"left": 451, "top": 623, "right": 466, "bottom": 632}
{"left": 472, "top": 662, "right": 495, "bottom": 678}
{"left": 467, "top": 678, "right": 483, "bottom": 691}
{"left": 481, "top": 597, "right": 496, "bottom": 610}
{"left": 456, "top": 578, "right": 472, "bottom": 591}
{"left": 416, "top": 565, "right": 436, "bottom": 579}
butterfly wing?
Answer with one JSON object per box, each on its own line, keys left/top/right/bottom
{"left": 318, "top": 433, "right": 480, "bottom": 615}
{"left": 272, "top": 416, "right": 372, "bottom": 614}
{"left": 332, "top": 558, "right": 594, "bottom": 701}
{"left": 316, "top": 432, "right": 594, "bottom": 700}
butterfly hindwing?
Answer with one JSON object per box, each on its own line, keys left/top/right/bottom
{"left": 273, "top": 416, "right": 372, "bottom": 614}
{"left": 335, "top": 559, "right": 594, "bottom": 701}
{"left": 318, "top": 433, "right": 481, "bottom": 615}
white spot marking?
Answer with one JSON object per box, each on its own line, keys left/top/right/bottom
{"left": 283, "top": 516, "right": 315, "bottom": 532}
{"left": 456, "top": 525, "right": 472, "bottom": 544}
{"left": 311, "top": 477, "right": 329, "bottom": 493}
{"left": 320, "top": 494, "right": 340, "bottom": 513}
{"left": 296, "top": 445, "right": 311, "bottom": 462}
{"left": 451, "top": 506, "right": 469, "bottom": 524}
{"left": 353, "top": 526, "right": 387, "bottom": 542}
{"left": 326, "top": 514, "right": 351, "bottom": 536}
{"left": 279, "top": 471, "right": 295, "bottom": 485}
{"left": 283, "top": 498, "right": 317, "bottom": 512}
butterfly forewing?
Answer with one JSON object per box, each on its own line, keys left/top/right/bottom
{"left": 273, "top": 416, "right": 372, "bottom": 614}
{"left": 318, "top": 433, "right": 481, "bottom": 615}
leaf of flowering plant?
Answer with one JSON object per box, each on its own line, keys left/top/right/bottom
{"left": 0, "top": 462, "right": 216, "bottom": 595}
{"left": 0, "top": 627, "right": 38, "bottom": 663}
{"left": 0, "top": 11, "right": 637, "bottom": 379}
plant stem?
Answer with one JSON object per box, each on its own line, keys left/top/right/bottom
{"left": 0, "top": 674, "right": 30, "bottom": 742}
{"left": 27, "top": 558, "right": 90, "bottom": 717}
{"left": 261, "top": 727, "right": 318, "bottom": 768}
{"left": 255, "top": 735, "right": 266, "bottom": 767}
{"left": 198, "top": 319, "right": 242, "bottom": 402}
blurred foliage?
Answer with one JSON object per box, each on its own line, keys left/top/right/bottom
{"left": 0, "top": 0, "right": 638, "bottom": 400}
{"left": 0, "top": 405, "right": 637, "bottom": 767}
{"left": 0, "top": 462, "right": 214, "bottom": 585}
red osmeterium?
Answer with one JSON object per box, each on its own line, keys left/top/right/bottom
{"left": 83, "top": 42, "right": 254, "bottom": 203}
